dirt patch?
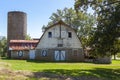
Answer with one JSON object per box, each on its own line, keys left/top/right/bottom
{"left": 0, "top": 68, "right": 29, "bottom": 80}
{"left": 0, "top": 68, "right": 102, "bottom": 80}
{"left": 0, "top": 62, "right": 102, "bottom": 80}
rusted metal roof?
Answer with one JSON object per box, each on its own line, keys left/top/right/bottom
{"left": 10, "top": 40, "right": 39, "bottom": 43}
{"left": 9, "top": 40, "right": 39, "bottom": 50}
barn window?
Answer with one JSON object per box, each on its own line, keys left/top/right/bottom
{"left": 68, "top": 32, "right": 72, "bottom": 38}
{"left": 58, "top": 39, "right": 63, "bottom": 47}
{"left": 18, "top": 51, "right": 23, "bottom": 57}
{"left": 48, "top": 32, "right": 52, "bottom": 38}
{"left": 58, "top": 44, "right": 63, "bottom": 47}
{"left": 41, "top": 50, "right": 47, "bottom": 57}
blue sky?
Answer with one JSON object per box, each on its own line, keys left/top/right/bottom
{"left": 0, "top": 0, "right": 75, "bottom": 38}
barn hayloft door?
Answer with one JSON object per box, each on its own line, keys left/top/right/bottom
{"left": 29, "top": 50, "right": 35, "bottom": 59}
{"left": 54, "top": 50, "right": 65, "bottom": 61}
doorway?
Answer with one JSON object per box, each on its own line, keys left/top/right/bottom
{"left": 54, "top": 50, "right": 65, "bottom": 61}
{"left": 29, "top": 50, "right": 35, "bottom": 59}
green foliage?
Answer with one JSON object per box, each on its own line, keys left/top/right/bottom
{"left": 75, "top": 0, "right": 120, "bottom": 57}
{"left": 0, "top": 37, "right": 7, "bottom": 57}
{"left": 25, "top": 34, "right": 31, "bottom": 40}
{"left": 48, "top": 8, "right": 96, "bottom": 32}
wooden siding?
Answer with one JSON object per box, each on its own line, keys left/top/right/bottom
{"left": 11, "top": 50, "right": 29, "bottom": 59}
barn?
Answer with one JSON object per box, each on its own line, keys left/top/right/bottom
{"left": 8, "top": 20, "right": 84, "bottom": 61}
{"left": 35, "top": 20, "right": 84, "bottom": 61}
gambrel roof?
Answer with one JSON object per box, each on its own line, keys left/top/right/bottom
{"left": 36, "top": 20, "right": 77, "bottom": 46}
{"left": 45, "top": 20, "right": 76, "bottom": 31}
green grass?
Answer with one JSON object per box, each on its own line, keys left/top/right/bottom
{"left": 0, "top": 58, "right": 120, "bottom": 80}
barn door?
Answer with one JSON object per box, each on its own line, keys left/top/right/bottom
{"left": 54, "top": 50, "right": 65, "bottom": 61}
{"left": 54, "top": 51, "right": 60, "bottom": 61}
{"left": 29, "top": 50, "right": 35, "bottom": 59}
{"left": 61, "top": 51, "right": 65, "bottom": 61}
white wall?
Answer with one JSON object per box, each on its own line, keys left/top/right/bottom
{"left": 36, "top": 24, "right": 82, "bottom": 49}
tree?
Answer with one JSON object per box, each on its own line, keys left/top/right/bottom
{"left": 75, "top": 0, "right": 120, "bottom": 58}
{"left": 0, "top": 37, "right": 7, "bottom": 57}
{"left": 49, "top": 9, "right": 64, "bottom": 24}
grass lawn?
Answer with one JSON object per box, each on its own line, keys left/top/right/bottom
{"left": 0, "top": 58, "right": 120, "bottom": 80}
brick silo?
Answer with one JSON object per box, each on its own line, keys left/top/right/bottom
{"left": 7, "top": 11, "right": 27, "bottom": 58}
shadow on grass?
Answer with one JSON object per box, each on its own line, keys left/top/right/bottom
{"left": 0, "top": 57, "right": 12, "bottom": 60}
{"left": 26, "top": 59, "right": 89, "bottom": 63}
{"left": 27, "top": 68, "right": 120, "bottom": 80}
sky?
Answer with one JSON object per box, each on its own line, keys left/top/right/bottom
{"left": 0, "top": 0, "right": 75, "bottom": 38}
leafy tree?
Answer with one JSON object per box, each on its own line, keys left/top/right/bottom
{"left": 49, "top": 9, "right": 64, "bottom": 24}
{"left": 0, "top": 37, "right": 7, "bottom": 57}
{"left": 75, "top": 0, "right": 120, "bottom": 58}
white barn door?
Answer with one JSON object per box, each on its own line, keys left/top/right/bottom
{"left": 54, "top": 50, "right": 65, "bottom": 61}
{"left": 61, "top": 51, "right": 65, "bottom": 61}
{"left": 55, "top": 51, "right": 60, "bottom": 61}
{"left": 29, "top": 50, "right": 35, "bottom": 59}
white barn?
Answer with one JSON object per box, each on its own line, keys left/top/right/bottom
{"left": 35, "top": 20, "right": 84, "bottom": 61}
{"left": 8, "top": 20, "right": 111, "bottom": 63}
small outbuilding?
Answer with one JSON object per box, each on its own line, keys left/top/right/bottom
{"left": 9, "top": 40, "right": 39, "bottom": 59}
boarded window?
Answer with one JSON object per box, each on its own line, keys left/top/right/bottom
{"left": 18, "top": 51, "right": 23, "bottom": 57}
{"left": 48, "top": 32, "right": 52, "bottom": 38}
{"left": 61, "top": 31, "right": 66, "bottom": 38}
{"left": 41, "top": 50, "right": 47, "bottom": 57}
{"left": 68, "top": 32, "right": 72, "bottom": 38}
